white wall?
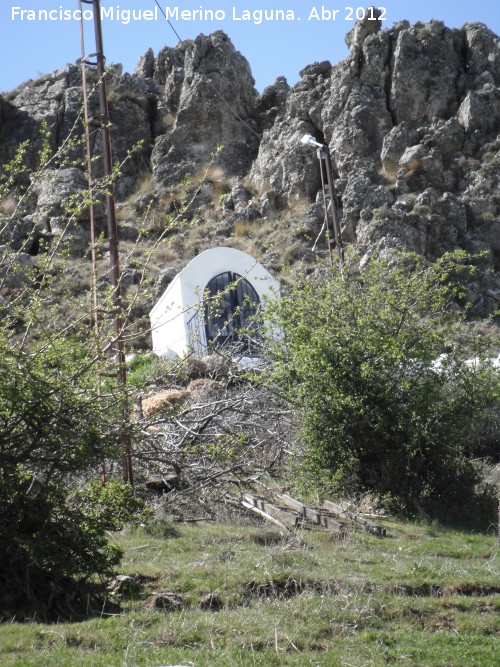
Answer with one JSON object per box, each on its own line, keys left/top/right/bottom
{"left": 150, "top": 273, "right": 185, "bottom": 357}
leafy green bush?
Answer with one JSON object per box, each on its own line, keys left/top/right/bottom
{"left": 0, "top": 332, "right": 141, "bottom": 619}
{"left": 140, "top": 516, "right": 180, "bottom": 539}
{"left": 262, "top": 252, "right": 499, "bottom": 522}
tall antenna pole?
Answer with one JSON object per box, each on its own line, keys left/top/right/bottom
{"left": 81, "top": 0, "right": 133, "bottom": 484}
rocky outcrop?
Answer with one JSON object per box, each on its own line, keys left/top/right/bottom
{"left": 149, "top": 31, "right": 259, "bottom": 185}
{"left": 0, "top": 31, "right": 260, "bottom": 269}
{"left": 0, "top": 31, "right": 258, "bottom": 194}
{"left": 1, "top": 19, "right": 499, "bottom": 313}
{"left": 0, "top": 61, "right": 153, "bottom": 203}
{"left": 250, "top": 18, "right": 500, "bottom": 314}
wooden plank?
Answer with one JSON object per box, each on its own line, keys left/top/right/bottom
{"left": 241, "top": 500, "right": 289, "bottom": 531}
{"left": 278, "top": 494, "right": 344, "bottom": 532}
{"left": 277, "top": 493, "right": 344, "bottom": 531}
{"left": 243, "top": 494, "right": 301, "bottom": 528}
{"left": 318, "top": 514, "right": 345, "bottom": 532}
{"left": 241, "top": 492, "right": 345, "bottom": 534}
{"left": 322, "top": 500, "right": 386, "bottom": 537}
{"left": 277, "top": 493, "right": 307, "bottom": 515}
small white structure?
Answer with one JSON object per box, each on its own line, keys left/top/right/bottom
{"left": 150, "top": 247, "right": 280, "bottom": 358}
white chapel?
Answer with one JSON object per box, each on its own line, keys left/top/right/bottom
{"left": 149, "top": 247, "right": 280, "bottom": 358}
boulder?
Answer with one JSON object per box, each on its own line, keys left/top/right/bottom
{"left": 150, "top": 592, "right": 187, "bottom": 611}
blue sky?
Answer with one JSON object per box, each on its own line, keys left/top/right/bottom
{"left": 1, "top": 1, "right": 499, "bottom": 93}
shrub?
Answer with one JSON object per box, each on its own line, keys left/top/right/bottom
{"left": 0, "top": 332, "right": 141, "bottom": 619}
{"left": 262, "top": 252, "right": 499, "bottom": 522}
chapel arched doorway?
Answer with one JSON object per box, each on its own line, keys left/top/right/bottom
{"left": 204, "top": 271, "right": 260, "bottom": 349}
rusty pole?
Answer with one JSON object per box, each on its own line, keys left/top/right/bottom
{"left": 82, "top": 0, "right": 133, "bottom": 484}
{"left": 79, "top": 1, "right": 108, "bottom": 484}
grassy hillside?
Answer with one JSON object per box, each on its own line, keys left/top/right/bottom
{"left": 1, "top": 518, "right": 498, "bottom": 666}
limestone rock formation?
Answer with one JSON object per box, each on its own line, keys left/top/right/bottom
{"left": 0, "top": 30, "right": 260, "bottom": 274}
{"left": 0, "top": 18, "right": 499, "bottom": 314}
{"left": 148, "top": 31, "right": 260, "bottom": 185}
{"left": 250, "top": 18, "right": 500, "bottom": 314}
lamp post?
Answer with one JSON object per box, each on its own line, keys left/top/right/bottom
{"left": 301, "top": 134, "right": 344, "bottom": 265}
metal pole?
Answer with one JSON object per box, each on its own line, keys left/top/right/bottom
{"left": 317, "top": 149, "right": 333, "bottom": 265}
{"left": 321, "top": 146, "right": 344, "bottom": 264}
{"left": 84, "top": 0, "right": 133, "bottom": 484}
{"left": 79, "top": 1, "right": 108, "bottom": 485}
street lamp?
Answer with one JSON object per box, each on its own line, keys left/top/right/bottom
{"left": 301, "top": 134, "right": 344, "bottom": 265}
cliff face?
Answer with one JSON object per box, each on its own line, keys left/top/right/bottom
{"left": 1, "top": 19, "right": 499, "bottom": 314}
{"left": 0, "top": 31, "right": 259, "bottom": 196}
{"left": 251, "top": 17, "right": 500, "bottom": 313}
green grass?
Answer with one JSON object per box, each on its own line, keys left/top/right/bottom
{"left": 1, "top": 519, "right": 499, "bottom": 666}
